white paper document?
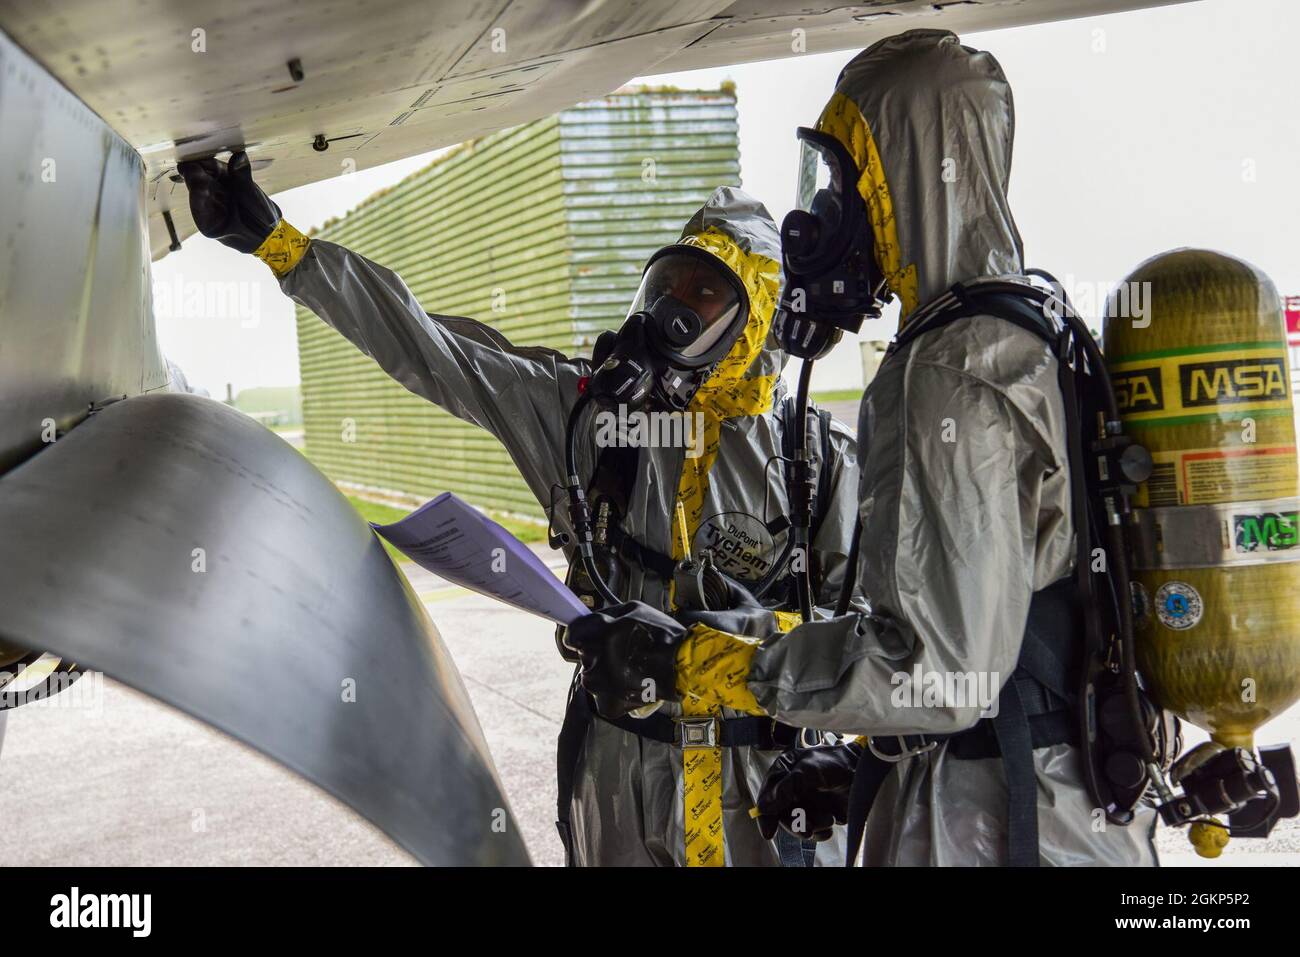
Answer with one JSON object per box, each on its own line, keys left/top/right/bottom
{"left": 371, "top": 492, "right": 588, "bottom": 625}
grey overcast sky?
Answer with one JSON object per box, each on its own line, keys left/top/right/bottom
{"left": 154, "top": 0, "right": 1299, "bottom": 398}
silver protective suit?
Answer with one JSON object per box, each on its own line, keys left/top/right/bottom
{"left": 747, "top": 30, "right": 1158, "bottom": 865}
{"left": 280, "top": 186, "right": 858, "bottom": 866}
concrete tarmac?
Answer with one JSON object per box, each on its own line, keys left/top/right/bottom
{"left": 1, "top": 555, "right": 1296, "bottom": 867}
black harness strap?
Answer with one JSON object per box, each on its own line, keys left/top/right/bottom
{"left": 947, "top": 707, "right": 1078, "bottom": 759}
{"left": 775, "top": 828, "right": 819, "bottom": 867}
{"left": 555, "top": 673, "right": 592, "bottom": 868}
{"left": 892, "top": 283, "right": 1058, "bottom": 357}
{"left": 843, "top": 745, "right": 894, "bottom": 867}
{"left": 992, "top": 677, "right": 1040, "bottom": 866}
{"left": 598, "top": 708, "right": 801, "bottom": 749}
{"left": 1018, "top": 580, "right": 1080, "bottom": 701}
{"left": 605, "top": 524, "right": 678, "bottom": 581}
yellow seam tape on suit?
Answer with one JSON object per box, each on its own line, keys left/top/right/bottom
{"left": 772, "top": 610, "right": 803, "bottom": 633}
{"left": 677, "top": 611, "right": 801, "bottom": 711}
{"left": 816, "top": 92, "right": 919, "bottom": 317}
{"left": 676, "top": 611, "right": 800, "bottom": 865}
{"left": 678, "top": 625, "right": 766, "bottom": 715}
{"left": 670, "top": 225, "right": 780, "bottom": 867}
{"left": 678, "top": 624, "right": 761, "bottom": 865}
{"left": 254, "top": 220, "right": 311, "bottom": 278}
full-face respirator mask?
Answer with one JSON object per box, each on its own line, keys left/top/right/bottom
{"left": 775, "top": 127, "right": 890, "bottom": 360}
{"left": 587, "top": 245, "right": 749, "bottom": 412}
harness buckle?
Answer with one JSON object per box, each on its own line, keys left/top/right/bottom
{"left": 867, "top": 735, "right": 939, "bottom": 763}
{"left": 676, "top": 716, "right": 719, "bottom": 749}
{"left": 799, "top": 726, "right": 824, "bottom": 748}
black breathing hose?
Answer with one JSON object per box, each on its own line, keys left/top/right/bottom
{"left": 833, "top": 516, "right": 862, "bottom": 617}
{"left": 564, "top": 392, "right": 589, "bottom": 478}
{"left": 564, "top": 392, "right": 620, "bottom": 608}
{"left": 792, "top": 360, "right": 816, "bottom": 622}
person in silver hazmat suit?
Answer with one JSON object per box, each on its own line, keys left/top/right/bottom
{"left": 565, "top": 30, "right": 1159, "bottom": 867}
{"left": 176, "top": 155, "right": 860, "bottom": 866}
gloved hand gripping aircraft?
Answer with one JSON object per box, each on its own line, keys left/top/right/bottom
{"left": 0, "top": 0, "right": 1237, "bottom": 866}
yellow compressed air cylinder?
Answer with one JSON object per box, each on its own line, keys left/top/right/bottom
{"left": 1104, "top": 249, "right": 1300, "bottom": 751}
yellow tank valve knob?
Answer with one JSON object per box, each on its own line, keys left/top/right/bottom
{"left": 1189, "top": 820, "right": 1229, "bottom": 859}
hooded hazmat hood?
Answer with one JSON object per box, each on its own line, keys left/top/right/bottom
{"left": 815, "top": 29, "right": 1025, "bottom": 322}
{"left": 674, "top": 185, "right": 787, "bottom": 392}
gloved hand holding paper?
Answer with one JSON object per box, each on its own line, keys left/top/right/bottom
{"left": 371, "top": 493, "right": 588, "bottom": 625}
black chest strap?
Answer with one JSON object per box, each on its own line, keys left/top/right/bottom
{"left": 604, "top": 524, "right": 678, "bottom": 580}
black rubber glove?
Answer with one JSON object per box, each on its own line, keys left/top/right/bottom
{"left": 176, "top": 150, "right": 281, "bottom": 253}
{"left": 755, "top": 741, "right": 863, "bottom": 843}
{"left": 676, "top": 575, "right": 781, "bottom": 641}
{"left": 563, "top": 601, "right": 686, "bottom": 719}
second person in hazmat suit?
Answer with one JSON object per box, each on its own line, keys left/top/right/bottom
{"left": 176, "top": 157, "right": 859, "bottom": 866}
{"left": 566, "top": 30, "right": 1161, "bottom": 866}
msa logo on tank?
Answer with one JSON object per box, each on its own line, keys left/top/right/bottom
{"left": 1109, "top": 346, "right": 1290, "bottom": 424}
{"left": 1113, "top": 366, "right": 1163, "bottom": 413}
{"left": 1233, "top": 510, "right": 1300, "bottom": 553}
{"left": 694, "top": 511, "right": 777, "bottom": 581}
{"left": 1154, "top": 580, "right": 1203, "bottom": 631}
{"left": 1179, "top": 356, "right": 1288, "bottom": 407}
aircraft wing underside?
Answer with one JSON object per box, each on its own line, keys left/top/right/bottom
{"left": 0, "top": 392, "right": 531, "bottom": 866}
{"left": 0, "top": 0, "right": 1191, "bottom": 259}
{"left": 0, "top": 27, "right": 528, "bottom": 865}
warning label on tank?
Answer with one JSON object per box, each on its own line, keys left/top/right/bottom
{"left": 1138, "top": 445, "right": 1297, "bottom": 506}
{"left": 1111, "top": 343, "right": 1291, "bottom": 425}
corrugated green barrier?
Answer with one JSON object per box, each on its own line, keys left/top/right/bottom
{"left": 296, "top": 89, "right": 740, "bottom": 516}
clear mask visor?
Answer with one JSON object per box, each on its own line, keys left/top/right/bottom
{"left": 794, "top": 130, "right": 849, "bottom": 231}
{"left": 627, "top": 250, "right": 744, "bottom": 360}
